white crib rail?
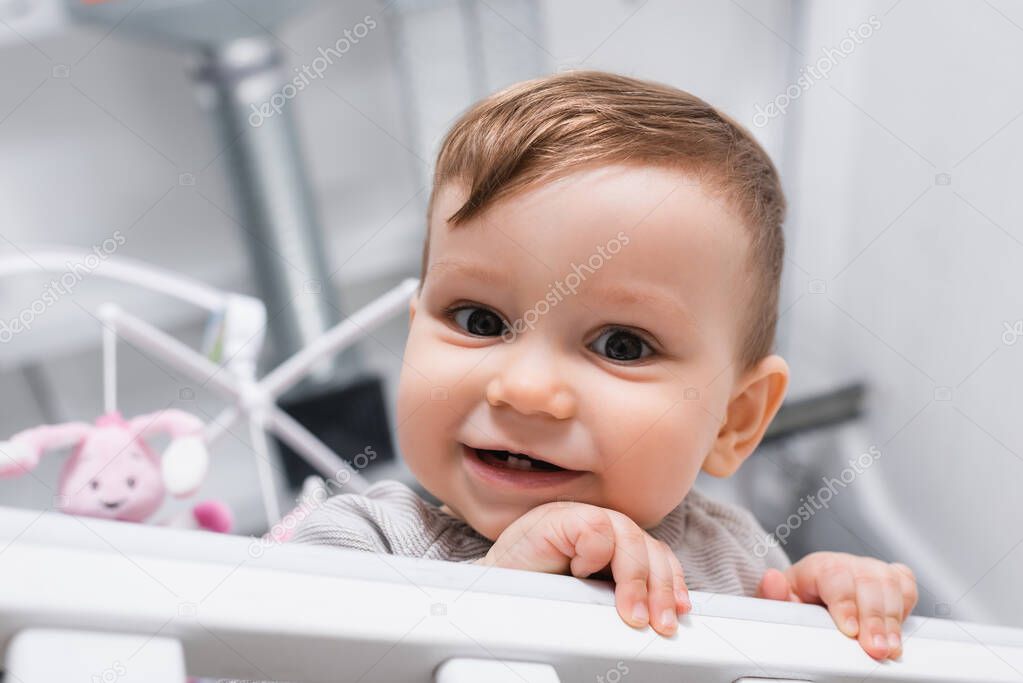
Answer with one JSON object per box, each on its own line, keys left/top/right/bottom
{"left": 1, "top": 506, "right": 1021, "bottom": 683}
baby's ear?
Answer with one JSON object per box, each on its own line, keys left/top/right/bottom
{"left": 408, "top": 291, "right": 419, "bottom": 324}
{"left": 702, "top": 354, "right": 789, "bottom": 478}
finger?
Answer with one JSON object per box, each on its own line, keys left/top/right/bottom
{"left": 755, "top": 568, "right": 792, "bottom": 602}
{"left": 564, "top": 510, "right": 616, "bottom": 578}
{"left": 484, "top": 503, "right": 576, "bottom": 572}
{"left": 607, "top": 514, "right": 652, "bottom": 629}
{"left": 856, "top": 576, "right": 891, "bottom": 660}
{"left": 812, "top": 562, "right": 860, "bottom": 639}
{"left": 665, "top": 549, "right": 692, "bottom": 613}
{"left": 882, "top": 570, "right": 905, "bottom": 659}
{"left": 645, "top": 539, "right": 678, "bottom": 636}
{"left": 891, "top": 562, "right": 918, "bottom": 620}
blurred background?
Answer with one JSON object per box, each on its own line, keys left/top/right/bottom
{"left": 0, "top": 0, "right": 1020, "bottom": 632}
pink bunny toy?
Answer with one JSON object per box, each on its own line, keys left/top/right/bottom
{"left": 0, "top": 410, "right": 232, "bottom": 532}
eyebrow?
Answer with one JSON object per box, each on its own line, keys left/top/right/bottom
{"left": 584, "top": 283, "right": 699, "bottom": 329}
{"left": 426, "top": 259, "right": 509, "bottom": 286}
{"left": 423, "top": 258, "right": 695, "bottom": 327}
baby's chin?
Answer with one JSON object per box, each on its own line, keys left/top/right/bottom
{"left": 418, "top": 459, "right": 691, "bottom": 538}
{"left": 440, "top": 493, "right": 677, "bottom": 541}
{"left": 437, "top": 498, "right": 530, "bottom": 542}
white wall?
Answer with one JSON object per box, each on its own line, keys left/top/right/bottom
{"left": 747, "top": 0, "right": 1023, "bottom": 627}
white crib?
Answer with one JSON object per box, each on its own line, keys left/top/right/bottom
{"left": 2, "top": 506, "right": 1022, "bottom": 682}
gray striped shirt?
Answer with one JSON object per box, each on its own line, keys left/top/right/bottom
{"left": 292, "top": 480, "right": 790, "bottom": 596}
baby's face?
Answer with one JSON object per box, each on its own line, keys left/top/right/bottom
{"left": 397, "top": 164, "right": 755, "bottom": 540}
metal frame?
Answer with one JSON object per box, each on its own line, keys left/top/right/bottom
{"left": 2, "top": 506, "right": 1021, "bottom": 682}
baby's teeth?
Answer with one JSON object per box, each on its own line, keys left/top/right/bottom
{"left": 506, "top": 454, "right": 533, "bottom": 470}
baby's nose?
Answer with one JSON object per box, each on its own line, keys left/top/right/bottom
{"left": 485, "top": 354, "right": 577, "bottom": 420}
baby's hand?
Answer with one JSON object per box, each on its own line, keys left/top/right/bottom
{"left": 476, "top": 501, "right": 691, "bottom": 636}
{"left": 756, "top": 552, "right": 918, "bottom": 660}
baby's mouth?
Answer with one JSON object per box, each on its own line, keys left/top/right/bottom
{"left": 461, "top": 443, "right": 585, "bottom": 489}
{"left": 472, "top": 447, "right": 566, "bottom": 472}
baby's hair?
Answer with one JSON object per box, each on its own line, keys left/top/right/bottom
{"left": 424, "top": 70, "right": 786, "bottom": 371}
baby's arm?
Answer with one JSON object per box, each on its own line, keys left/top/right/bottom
{"left": 289, "top": 497, "right": 390, "bottom": 553}
{"left": 756, "top": 552, "right": 918, "bottom": 661}
{"left": 286, "top": 483, "right": 412, "bottom": 555}
{"left": 286, "top": 480, "right": 495, "bottom": 560}
{"left": 476, "top": 501, "right": 691, "bottom": 636}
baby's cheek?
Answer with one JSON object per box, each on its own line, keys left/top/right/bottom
{"left": 396, "top": 325, "right": 442, "bottom": 419}
{"left": 400, "top": 322, "right": 470, "bottom": 391}
{"left": 395, "top": 375, "right": 431, "bottom": 476}
{"left": 396, "top": 336, "right": 464, "bottom": 469}
{"left": 600, "top": 398, "right": 711, "bottom": 525}
{"left": 396, "top": 359, "right": 432, "bottom": 425}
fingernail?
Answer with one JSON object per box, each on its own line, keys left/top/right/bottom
{"left": 677, "top": 589, "right": 692, "bottom": 611}
{"left": 631, "top": 602, "right": 649, "bottom": 625}
{"left": 660, "top": 609, "right": 676, "bottom": 628}
{"left": 873, "top": 634, "right": 888, "bottom": 653}
{"left": 888, "top": 633, "right": 901, "bottom": 650}
{"left": 844, "top": 617, "right": 858, "bottom": 635}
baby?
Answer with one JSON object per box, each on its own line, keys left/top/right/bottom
{"left": 293, "top": 71, "right": 917, "bottom": 661}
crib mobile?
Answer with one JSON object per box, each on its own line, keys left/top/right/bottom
{"left": 0, "top": 249, "right": 418, "bottom": 531}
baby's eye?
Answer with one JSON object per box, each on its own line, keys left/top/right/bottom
{"left": 589, "top": 328, "right": 653, "bottom": 362}
{"left": 126, "top": 477, "right": 136, "bottom": 488}
{"left": 451, "top": 306, "right": 507, "bottom": 337}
